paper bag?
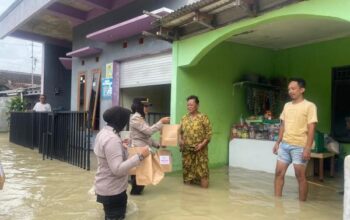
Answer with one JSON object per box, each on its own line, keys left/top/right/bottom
{"left": 127, "top": 147, "right": 141, "bottom": 175}
{"left": 0, "top": 161, "right": 5, "bottom": 190}
{"left": 160, "top": 124, "right": 180, "bottom": 146}
{"left": 135, "top": 155, "right": 153, "bottom": 185}
{"left": 136, "top": 152, "right": 164, "bottom": 186}
{"left": 158, "top": 150, "right": 172, "bottom": 173}
{"left": 150, "top": 152, "right": 164, "bottom": 185}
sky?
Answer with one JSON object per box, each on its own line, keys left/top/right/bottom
{"left": 0, "top": 0, "right": 43, "bottom": 74}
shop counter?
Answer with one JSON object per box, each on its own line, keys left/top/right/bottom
{"left": 229, "top": 139, "right": 295, "bottom": 176}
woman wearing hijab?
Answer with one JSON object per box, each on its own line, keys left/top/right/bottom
{"left": 94, "top": 106, "right": 150, "bottom": 220}
{"left": 129, "top": 97, "right": 170, "bottom": 195}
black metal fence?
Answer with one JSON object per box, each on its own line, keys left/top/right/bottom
{"left": 9, "top": 111, "right": 91, "bottom": 170}
{"left": 9, "top": 112, "right": 35, "bottom": 149}
{"left": 147, "top": 112, "right": 169, "bottom": 125}
{"left": 34, "top": 112, "right": 49, "bottom": 153}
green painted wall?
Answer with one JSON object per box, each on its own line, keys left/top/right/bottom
{"left": 170, "top": 0, "right": 350, "bottom": 171}
{"left": 171, "top": 37, "right": 350, "bottom": 171}
{"left": 274, "top": 37, "right": 350, "bottom": 157}
{"left": 176, "top": 0, "right": 350, "bottom": 68}
{"left": 170, "top": 42, "right": 274, "bottom": 170}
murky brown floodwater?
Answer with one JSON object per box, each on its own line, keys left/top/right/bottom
{"left": 0, "top": 133, "right": 343, "bottom": 220}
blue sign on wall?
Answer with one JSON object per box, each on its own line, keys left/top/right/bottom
{"left": 101, "top": 78, "right": 113, "bottom": 99}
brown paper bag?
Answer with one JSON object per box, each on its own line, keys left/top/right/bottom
{"left": 127, "top": 147, "right": 141, "bottom": 175}
{"left": 150, "top": 152, "right": 164, "bottom": 185}
{"left": 0, "top": 161, "right": 5, "bottom": 190}
{"left": 160, "top": 124, "right": 180, "bottom": 146}
{"left": 158, "top": 150, "right": 172, "bottom": 173}
{"left": 136, "top": 152, "right": 164, "bottom": 186}
{"left": 135, "top": 155, "right": 153, "bottom": 185}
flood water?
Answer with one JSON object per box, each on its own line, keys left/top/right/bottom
{"left": 0, "top": 133, "right": 343, "bottom": 220}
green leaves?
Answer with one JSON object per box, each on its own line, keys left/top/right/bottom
{"left": 6, "top": 96, "right": 27, "bottom": 112}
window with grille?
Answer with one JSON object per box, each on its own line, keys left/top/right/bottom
{"left": 331, "top": 66, "right": 350, "bottom": 142}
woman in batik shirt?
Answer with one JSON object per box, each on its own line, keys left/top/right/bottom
{"left": 179, "top": 95, "right": 212, "bottom": 188}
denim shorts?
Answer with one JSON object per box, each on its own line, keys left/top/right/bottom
{"left": 277, "top": 142, "right": 307, "bottom": 165}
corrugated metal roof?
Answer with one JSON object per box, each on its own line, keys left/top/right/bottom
{"left": 157, "top": 0, "right": 242, "bottom": 29}
{"left": 160, "top": 0, "right": 225, "bottom": 25}
{"left": 154, "top": 0, "right": 302, "bottom": 39}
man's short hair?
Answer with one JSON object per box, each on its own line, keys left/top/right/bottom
{"left": 186, "top": 95, "right": 199, "bottom": 104}
{"left": 289, "top": 78, "right": 306, "bottom": 89}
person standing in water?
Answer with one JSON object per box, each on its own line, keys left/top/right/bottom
{"left": 273, "top": 78, "right": 318, "bottom": 201}
{"left": 94, "top": 106, "right": 150, "bottom": 219}
{"left": 179, "top": 95, "right": 212, "bottom": 188}
{"left": 129, "top": 97, "right": 170, "bottom": 195}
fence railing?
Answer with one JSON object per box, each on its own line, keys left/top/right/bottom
{"left": 9, "top": 112, "right": 35, "bottom": 149}
{"left": 34, "top": 112, "right": 49, "bottom": 153}
{"left": 146, "top": 112, "right": 169, "bottom": 125}
{"left": 9, "top": 111, "right": 91, "bottom": 170}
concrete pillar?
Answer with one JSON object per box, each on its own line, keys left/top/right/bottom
{"left": 345, "top": 155, "right": 350, "bottom": 220}
{"left": 0, "top": 97, "right": 11, "bottom": 132}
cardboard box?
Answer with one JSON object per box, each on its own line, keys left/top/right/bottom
{"left": 160, "top": 124, "right": 180, "bottom": 146}
{"left": 158, "top": 150, "right": 172, "bottom": 173}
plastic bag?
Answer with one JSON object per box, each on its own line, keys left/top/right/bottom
{"left": 325, "top": 136, "right": 340, "bottom": 154}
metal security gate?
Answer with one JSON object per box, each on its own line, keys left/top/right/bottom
{"left": 9, "top": 111, "right": 91, "bottom": 170}
{"left": 44, "top": 112, "right": 91, "bottom": 170}
{"left": 120, "top": 52, "right": 172, "bottom": 88}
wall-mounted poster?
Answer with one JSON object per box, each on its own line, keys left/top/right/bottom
{"left": 106, "top": 63, "right": 113, "bottom": 78}
{"left": 101, "top": 78, "right": 113, "bottom": 99}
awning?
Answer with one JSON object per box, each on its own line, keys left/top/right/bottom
{"left": 59, "top": 57, "right": 72, "bottom": 70}
{"left": 159, "top": 0, "right": 231, "bottom": 28}
{"left": 152, "top": 0, "right": 300, "bottom": 40}
{"left": 66, "top": 46, "right": 102, "bottom": 58}
{"left": 86, "top": 7, "right": 173, "bottom": 43}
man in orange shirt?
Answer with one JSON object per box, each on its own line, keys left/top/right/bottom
{"left": 273, "top": 78, "right": 318, "bottom": 201}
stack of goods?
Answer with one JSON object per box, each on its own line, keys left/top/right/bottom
{"left": 230, "top": 115, "right": 280, "bottom": 141}
{"left": 246, "top": 88, "right": 276, "bottom": 116}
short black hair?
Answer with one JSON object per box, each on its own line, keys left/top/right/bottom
{"left": 289, "top": 78, "right": 306, "bottom": 89}
{"left": 187, "top": 95, "right": 199, "bottom": 104}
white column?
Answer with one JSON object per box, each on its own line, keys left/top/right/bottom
{"left": 345, "top": 155, "right": 350, "bottom": 220}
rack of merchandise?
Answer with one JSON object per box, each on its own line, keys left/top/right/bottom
{"left": 231, "top": 78, "right": 286, "bottom": 141}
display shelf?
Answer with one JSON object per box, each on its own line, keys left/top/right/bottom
{"left": 233, "top": 81, "right": 280, "bottom": 90}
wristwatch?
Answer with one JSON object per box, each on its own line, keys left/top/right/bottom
{"left": 137, "top": 153, "right": 144, "bottom": 161}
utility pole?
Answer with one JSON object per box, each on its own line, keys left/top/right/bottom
{"left": 31, "top": 41, "right": 34, "bottom": 87}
